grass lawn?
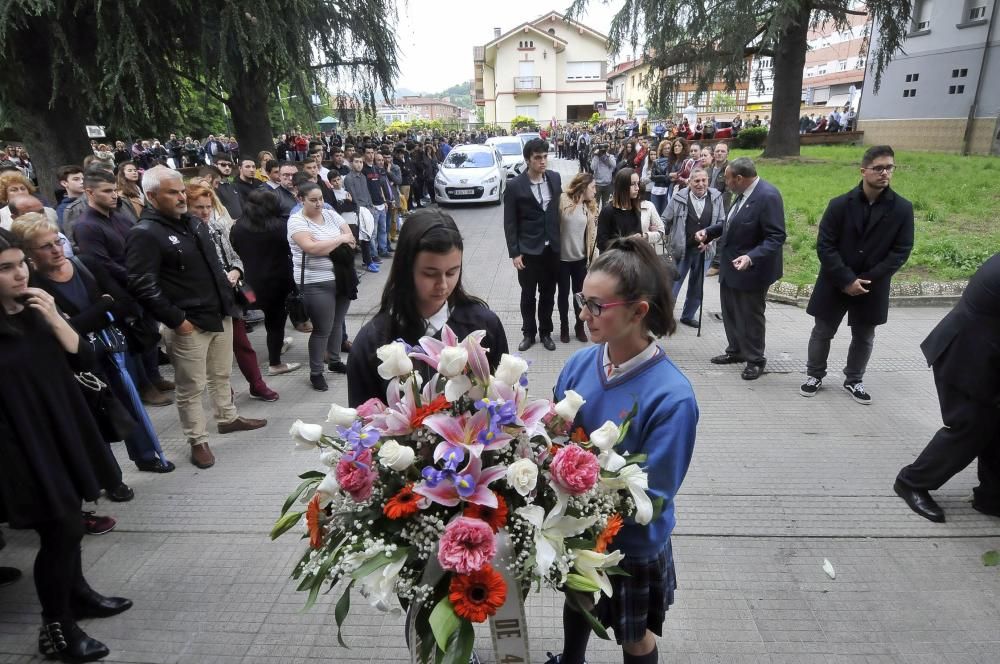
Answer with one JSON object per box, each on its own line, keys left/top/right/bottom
{"left": 728, "top": 145, "right": 1000, "bottom": 286}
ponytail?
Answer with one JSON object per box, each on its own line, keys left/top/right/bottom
{"left": 588, "top": 236, "right": 676, "bottom": 337}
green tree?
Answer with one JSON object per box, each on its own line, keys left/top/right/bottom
{"left": 568, "top": 0, "right": 914, "bottom": 157}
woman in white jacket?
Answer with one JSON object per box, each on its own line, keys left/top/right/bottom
{"left": 661, "top": 168, "right": 726, "bottom": 327}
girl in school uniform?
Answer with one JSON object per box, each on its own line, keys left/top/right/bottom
{"left": 551, "top": 236, "right": 699, "bottom": 664}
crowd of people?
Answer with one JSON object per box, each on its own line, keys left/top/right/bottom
{"left": 0, "top": 114, "right": 996, "bottom": 664}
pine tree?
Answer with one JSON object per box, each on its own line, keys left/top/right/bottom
{"left": 568, "top": 0, "right": 914, "bottom": 157}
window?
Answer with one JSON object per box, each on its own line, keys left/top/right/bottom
{"left": 529, "top": 40, "right": 534, "bottom": 48}
{"left": 917, "top": 20, "right": 930, "bottom": 29}
{"left": 818, "top": 67, "right": 827, "bottom": 75}
{"left": 903, "top": 88, "right": 917, "bottom": 97}
{"left": 913, "top": 0, "right": 933, "bottom": 31}
{"left": 838, "top": 60, "right": 847, "bottom": 71}
{"left": 906, "top": 73, "right": 919, "bottom": 82}
{"left": 969, "top": 5, "right": 986, "bottom": 20}
{"left": 515, "top": 105, "right": 539, "bottom": 119}
{"left": 952, "top": 68, "right": 968, "bottom": 78}
{"left": 949, "top": 85, "right": 966, "bottom": 94}
{"left": 566, "top": 61, "right": 602, "bottom": 81}
{"left": 856, "top": 58, "right": 866, "bottom": 69}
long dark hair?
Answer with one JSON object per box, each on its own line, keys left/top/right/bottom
{"left": 589, "top": 236, "right": 676, "bottom": 337}
{"left": 611, "top": 167, "right": 642, "bottom": 217}
{"left": 241, "top": 189, "right": 283, "bottom": 232}
{"left": 378, "top": 209, "right": 482, "bottom": 342}
{"left": 0, "top": 227, "right": 27, "bottom": 336}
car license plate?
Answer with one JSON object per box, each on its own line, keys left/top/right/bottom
{"left": 453, "top": 189, "right": 475, "bottom": 195}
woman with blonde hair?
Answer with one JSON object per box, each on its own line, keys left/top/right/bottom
{"left": 558, "top": 172, "right": 599, "bottom": 343}
{"left": 255, "top": 151, "right": 275, "bottom": 181}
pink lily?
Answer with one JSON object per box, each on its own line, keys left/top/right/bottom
{"left": 423, "top": 409, "right": 512, "bottom": 463}
{"left": 413, "top": 456, "right": 507, "bottom": 508}
{"left": 410, "top": 325, "right": 492, "bottom": 385}
{"left": 488, "top": 381, "right": 551, "bottom": 439}
{"left": 409, "top": 324, "right": 460, "bottom": 372}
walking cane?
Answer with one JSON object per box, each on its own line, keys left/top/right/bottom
{"left": 697, "top": 249, "right": 706, "bottom": 338}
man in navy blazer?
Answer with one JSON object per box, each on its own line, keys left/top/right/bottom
{"left": 696, "top": 157, "right": 786, "bottom": 380}
{"left": 503, "top": 138, "right": 563, "bottom": 351}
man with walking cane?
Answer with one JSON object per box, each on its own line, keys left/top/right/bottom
{"left": 661, "top": 168, "right": 726, "bottom": 329}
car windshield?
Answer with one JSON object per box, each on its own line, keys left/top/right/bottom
{"left": 494, "top": 142, "right": 522, "bottom": 156}
{"left": 444, "top": 151, "right": 494, "bottom": 168}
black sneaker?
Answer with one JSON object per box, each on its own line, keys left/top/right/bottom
{"left": 310, "top": 373, "right": 328, "bottom": 392}
{"left": 799, "top": 376, "right": 822, "bottom": 397}
{"left": 844, "top": 381, "right": 872, "bottom": 404}
{"left": 545, "top": 653, "right": 584, "bottom": 664}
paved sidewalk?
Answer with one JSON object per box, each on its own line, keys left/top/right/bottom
{"left": 1, "top": 157, "right": 998, "bottom": 663}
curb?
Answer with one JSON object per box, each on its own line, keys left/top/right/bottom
{"left": 765, "top": 280, "right": 968, "bottom": 308}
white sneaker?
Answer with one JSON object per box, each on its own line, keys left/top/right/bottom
{"left": 281, "top": 336, "right": 293, "bottom": 354}
{"left": 268, "top": 362, "right": 301, "bottom": 376}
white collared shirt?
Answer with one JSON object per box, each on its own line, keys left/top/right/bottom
{"left": 689, "top": 190, "right": 708, "bottom": 217}
{"left": 602, "top": 340, "right": 660, "bottom": 380}
{"left": 425, "top": 302, "right": 450, "bottom": 336}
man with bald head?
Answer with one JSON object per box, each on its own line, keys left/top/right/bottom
{"left": 7, "top": 194, "right": 74, "bottom": 257}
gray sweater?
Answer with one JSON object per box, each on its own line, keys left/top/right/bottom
{"left": 344, "top": 171, "right": 374, "bottom": 211}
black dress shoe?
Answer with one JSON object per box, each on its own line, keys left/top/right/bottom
{"left": 540, "top": 335, "right": 556, "bottom": 351}
{"left": 893, "top": 479, "right": 945, "bottom": 523}
{"left": 680, "top": 318, "right": 700, "bottom": 328}
{"left": 972, "top": 501, "right": 1000, "bottom": 518}
{"left": 517, "top": 335, "right": 535, "bottom": 352}
{"left": 710, "top": 353, "right": 745, "bottom": 364}
{"left": 72, "top": 589, "right": 133, "bottom": 619}
{"left": 135, "top": 458, "right": 176, "bottom": 473}
{"left": 39, "top": 621, "right": 109, "bottom": 662}
{"left": 741, "top": 363, "right": 765, "bottom": 380}
{"left": 105, "top": 483, "right": 134, "bottom": 502}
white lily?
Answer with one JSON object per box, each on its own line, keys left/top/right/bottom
{"left": 517, "top": 505, "right": 596, "bottom": 581}
{"left": 588, "top": 421, "right": 627, "bottom": 471}
{"left": 572, "top": 548, "right": 625, "bottom": 598}
{"left": 358, "top": 557, "right": 406, "bottom": 611}
{"left": 444, "top": 374, "right": 472, "bottom": 402}
{"left": 289, "top": 419, "right": 323, "bottom": 450}
{"left": 554, "top": 390, "right": 585, "bottom": 421}
{"left": 600, "top": 464, "right": 653, "bottom": 525}
{"left": 315, "top": 471, "right": 340, "bottom": 507}
{"left": 326, "top": 403, "right": 358, "bottom": 427}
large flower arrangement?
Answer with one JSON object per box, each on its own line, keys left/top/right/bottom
{"left": 273, "top": 325, "right": 658, "bottom": 663}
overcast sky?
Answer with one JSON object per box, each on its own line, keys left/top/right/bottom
{"left": 394, "top": 0, "right": 627, "bottom": 94}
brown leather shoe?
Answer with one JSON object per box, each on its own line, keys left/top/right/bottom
{"left": 218, "top": 416, "right": 267, "bottom": 434}
{"left": 706, "top": 266, "right": 720, "bottom": 277}
{"left": 140, "top": 385, "right": 173, "bottom": 407}
{"left": 152, "top": 378, "right": 175, "bottom": 392}
{"left": 190, "top": 443, "right": 215, "bottom": 469}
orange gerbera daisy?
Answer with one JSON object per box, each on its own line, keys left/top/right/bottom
{"left": 384, "top": 484, "right": 421, "bottom": 520}
{"left": 464, "top": 492, "right": 508, "bottom": 532}
{"left": 449, "top": 565, "right": 507, "bottom": 623}
{"left": 594, "top": 514, "right": 624, "bottom": 553}
{"left": 411, "top": 394, "right": 451, "bottom": 428}
{"left": 570, "top": 426, "right": 590, "bottom": 444}
{"left": 306, "top": 494, "right": 324, "bottom": 549}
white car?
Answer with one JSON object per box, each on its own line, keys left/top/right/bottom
{"left": 434, "top": 145, "right": 506, "bottom": 205}
{"left": 486, "top": 136, "right": 525, "bottom": 178}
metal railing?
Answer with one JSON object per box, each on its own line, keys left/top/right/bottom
{"left": 513, "top": 76, "right": 541, "bottom": 92}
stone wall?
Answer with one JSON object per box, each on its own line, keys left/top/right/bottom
{"left": 858, "top": 117, "right": 998, "bottom": 154}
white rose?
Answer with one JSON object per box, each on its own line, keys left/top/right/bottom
{"left": 506, "top": 458, "right": 539, "bottom": 497}
{"left": 290, "top": 419, "right": 323, "bottom": 450}
{"left": 589, "top": 420, "right": 620, "bottom": 452}
{"left": 326, "top": 403, "right": 358, "bottom": 427}
{"left": 315, "top": 471, "right": 341, "bottom": 506}
{"left": 376, "top": 342, "right": 413, "bottom": 380}
{"left": 554, "top": 390, "right": 586, "bottom": 421}
{"left": 494, "top": 354, "right": 529, "bottom": 386}
{"left": 437, "top": 346, "right": 469, "bottom": 378}
{"left": 377, "top": 439, "right": 416, "bottom": 471}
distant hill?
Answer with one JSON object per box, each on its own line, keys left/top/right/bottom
{"left": 392, "top": 81, "right": 474, "bottom": 111}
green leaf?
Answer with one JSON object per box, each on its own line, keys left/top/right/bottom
{"left": 649, "top": 496, "right": 665, "bottom": 521}
{"left": 334, "top": 581, "right": 354, "bottom": 648}
{"left": 282, "top": 478, "right": 321, "bottom": 515}
{"left": 564, "top": 573, "right": 601, "bottom": 593}
{"left": 349, "top": 546, "right": 409, "bottom": 581}
{"left": 303, "top": 554, "right": 339, "bottom": 610}
{"left": 298, "top": 470, "right": 326, "bottom": 480}
{"left": 983, "top": 550, "right": 1000, "bottom": 567}
{"left": 565, "top": 590, "right": 609, "bottom": 640}
{"left": 605, "top": 566, "right": 632, "bottom": 577}
{"left": 440, "top": 620, "right": 475, "bottom": 664}
{"left": 270, "top": 510, "right": 303, "bottom": 540}
{"left": 429, "top": 597, "right": 460, "bottom": 651}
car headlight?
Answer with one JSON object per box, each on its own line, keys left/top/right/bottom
{"left": 435, "top": 174, "right": 446, "bottom": 185}
{"left": 482, "top": 176, "right": 497, "bottom": 185}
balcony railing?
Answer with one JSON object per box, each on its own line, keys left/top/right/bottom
{"left": 513, "top": 76, "right": 541, "bottom": 92}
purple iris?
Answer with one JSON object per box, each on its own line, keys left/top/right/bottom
{"left": 454, "top": 473, "right": 476, "bottom": 498}
{"left": 394, "top": 338, "right": 423, "bottom": 356}
{"left": 337, "top": 421, "right": 381, "bottom": 463}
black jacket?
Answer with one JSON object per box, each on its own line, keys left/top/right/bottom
{"left": 920, "top": 253, "right": 1000, "bottom": 407}
{"left": 346, "top": 301, "right": 509, "bottom": 408}
{"left": 503, "top": 170, "right": 563, "bottom": 258}
{"left": 215, "top": 182, "right": 243, "bottom": 220}
{"left": 394, "top": 156, "right": 414, "bottom": 186}
{"left": 806, "top": 185, "right": 914, "bottom": 326}
{"left": 235, "top": 177, "right": 260, "bottom": 204}
{"left": 125, "top": 207, "right": 238, "bottom": 331}
{"left": 31, "top": 255, "right": 142, "bottom": 337}
{"left": 704, "top": 178, "right": 786, "bottom": 291}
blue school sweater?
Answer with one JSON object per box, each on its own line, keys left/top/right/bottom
{"left": 554, "top": 344, "right": 698, "bottom": 557}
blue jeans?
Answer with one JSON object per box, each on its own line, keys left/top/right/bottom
{"left": 650, "top": 193, "right": 669, "bottom": 216}
{"left": 672, "top": 249, "right": 708, "bottom": 321}
{"left": 374, "top": 207, "right": 389, "bottom": 254}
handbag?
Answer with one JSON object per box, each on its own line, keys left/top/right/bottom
{"left": 657, "top": 232, "right": 680, "bottom": 282}
{"left": 285, "top": 253, "right": 308, "bottom": 323}
{"left": 76, "top": 371, "right": 138, "bottom": 443}
{"left": 233, "top": 278, "right": 257, "bottom": 307}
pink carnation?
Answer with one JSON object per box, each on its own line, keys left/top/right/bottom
{"left": 356, "top": 397, "right": 387, "bottom": 421}
{"left": 437, "top": 516, "right": 497, "bottom": 574}
{"left": 549, "top": 444, "right": 600, "bottom": 496}
{"left": 335, "top": 450, "right": 376, "bottom": 502}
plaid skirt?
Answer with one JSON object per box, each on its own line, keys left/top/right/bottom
{"left": 595, "top": 539, "right": 677, "bottom": 644}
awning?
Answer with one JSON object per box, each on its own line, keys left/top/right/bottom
{"left": 824, "top": 94, "right": 851, "bottom": 108}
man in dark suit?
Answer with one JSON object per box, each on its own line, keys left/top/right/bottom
{"left": 503, "top": 138, "right": 562, "bottom": 352}
{"left": 695, "top": 157, "right": 786, "bottom": 380}
{"left": 894, "top": 253, "right": 1000, "bottom": 523}
{"left": 800, "top": 145, "right": 914, "bottom": 404}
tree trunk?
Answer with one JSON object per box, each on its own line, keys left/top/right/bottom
{"left": 762, "top": 4, "right": 812, "bottom": 158}
{"left": 227, "top": 67, "right": 276, "bottom": 163}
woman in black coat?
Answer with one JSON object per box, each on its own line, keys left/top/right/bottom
{"left": 230, "top": 189, "right": 299, "bottom": 374}
{"left": 347, "top": 209, "right": 508, "bottom": 407}
{"left": 0, "top": 228, "right": 132, "bottom": 662}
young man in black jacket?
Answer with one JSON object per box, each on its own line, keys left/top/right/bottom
{"left": 125, "top": 166, "right": 266, "bottom": 470}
